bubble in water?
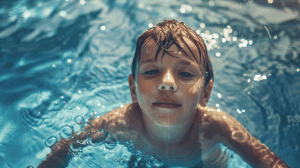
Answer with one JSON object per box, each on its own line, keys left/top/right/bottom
{"left": 88, "top": 129, "right": 108, "bottom": 146}
{"left": 74, "top": 115, "right": 84, "bottom": 125}
{"left": 60, "top": 125, "right": 74, "bottom": 139}
{"left": 152, "top": 158, "right": 163, "bottom": 167}
{"left": 70, "top": 139, "right": 84, "bottom": 153}
{"left": 45, "top": 136, "right": 58, "bottom": 147}
{"left": 146, "top": 160, "right": 154, "bottom": 167}
{"left": 85, "top": 112, "right": 95, "bottom": 120}
{"left": 135, "top": 150, "right": 143, "bottom": 157}
{"left": 27, "top": 166, "right": 34, "bottom": 168}
{"left": 80, "top": 122, "right": 92, "bottom": 131}
{"left": 113, "top": 158, "right": 127, "bottom": 165}
{"left": 233, "top": 132, "right": 244, "bottom": 141}
{"left": 119, "top": 158, "right": 127, "bottom": 165}
{"left": 104, "top": 135, "right": 116, "bottom": 149}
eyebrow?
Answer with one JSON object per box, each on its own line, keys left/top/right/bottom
{"left": 141, "top": 59, "right": 201, "bottom": 70}
{"left": 178, "top": 60, "right": 201, "bottom": 70}
{"left": 141, "top": 59, "right": 155, "bottom": 64}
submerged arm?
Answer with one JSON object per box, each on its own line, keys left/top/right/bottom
{"left": 37, "top": 104, "right": 134, "bottom": 168}
{"left": 199, "top": 106, "right": 290, "bottom": 168}
{"left": 37, "top": 131, "right": 89, "bottom": 168}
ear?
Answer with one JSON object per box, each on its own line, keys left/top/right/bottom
{"left": 199, "top": 79, "right": 214, "bottom": 107}
{"left": 128, "top": 74, "right": 138, "bottom": 103}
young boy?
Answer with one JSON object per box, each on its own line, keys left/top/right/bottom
{"left": 38, "top": 20, "right": 289, "bottom": 168}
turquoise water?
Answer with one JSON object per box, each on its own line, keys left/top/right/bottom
{"left": 0, "top": 0, "right": 299, "bottom": 167}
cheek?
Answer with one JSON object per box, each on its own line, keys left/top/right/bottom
{"left": 137, "top": 78, "right": 155, "bottom": 99}
{"left": 186, "top": 79, "right": 205, "bottom": 99}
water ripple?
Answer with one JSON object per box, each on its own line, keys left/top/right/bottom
{"left": 0, "top": 0, "right": 299, "bottom": 167}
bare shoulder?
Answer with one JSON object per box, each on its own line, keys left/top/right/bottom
{"left": 197, "top": 105, "right": 290, "bottom": 168}
{"left": 197, "top": 105, "right": 241, "bottom": 130}
{"left": 90, "top": 103, "right": 139, "bottom": 129}
{"left": 88, "top": 103, "right": 141, "bottom": 143}
{"left": 196, "top": 105, "right": 240, "bottom": 147}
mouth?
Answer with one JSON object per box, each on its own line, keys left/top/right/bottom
{"left": 153, "top": 103, "right": 182, "bottom": 109}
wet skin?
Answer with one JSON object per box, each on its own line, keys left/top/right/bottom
{"left": 125, "top": 38, "right": 226, "bottom": 167}
{"left": 109, "top": 103, "right": 228, "bottom": 167}
{"left": 130, "top": 38, "right": 208, "bottom": 144}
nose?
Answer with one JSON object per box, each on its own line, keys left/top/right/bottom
{"left": 158, "top": 71, "right": 177, "bottom": 91}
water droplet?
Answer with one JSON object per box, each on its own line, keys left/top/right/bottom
{"left": 60, "top": 125, "right": 74, "bottom": 139}
{"left": 85, "top": 112, "right": 95, "bottom": 120}
{"left": 148, "top": 23, "right": 153, "bottom": 28}
{"left": 59, "top": 11, "right": 67, "bottom": 17}
{"left": 233, "top": 132, "right": 244, "bottom": 141}
{"left": 81, "top": 122, "right": 92, "bottom": 131}
{"left": 200, "top": 23, "right": 205, "bottom": 28}
{"left": 88, "top": 129, "right": 108, "bottom": 146}
{"left": 119, "top": 158, "right": 127, "bottom": 165}
{"left": 80, "top": 0, "right": 85, "bottom": 5}
{"left": 70, "top": 139, "right": 83, "bottom": 152}
{"left": 139, "top": 3, "right": 144, "bottom": 8}
{"left": 105, "top": 135, "right": 116, "bottom": 149}
{"left": 45, "top": 136, "right": 57, "bottom": 147}
{"left": 74, "top": 115, "right": 84, "bottom": 125}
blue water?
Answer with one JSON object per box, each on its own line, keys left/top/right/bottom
{"left": 0, "top": 0, "right": 299, "bottom": 167}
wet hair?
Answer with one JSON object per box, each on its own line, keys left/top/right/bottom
{"left": 131, "top": 19, "right": 214, "bottom": 87}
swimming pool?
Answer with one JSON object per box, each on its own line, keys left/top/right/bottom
{"left": 0, "top": 0, "right": 299, "bottom": 167}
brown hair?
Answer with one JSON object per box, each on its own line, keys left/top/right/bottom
{"left": 131, "top": 19, "right": 214, "bottom": 87}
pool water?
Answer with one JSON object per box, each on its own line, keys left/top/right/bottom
{"left": 0, "top": 0, "right": 299, "bottom": 167}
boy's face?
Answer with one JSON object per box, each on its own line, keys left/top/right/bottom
{"left": 129, "top": 38, "right": 208, "bottom": 127}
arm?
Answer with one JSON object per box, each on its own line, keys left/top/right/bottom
{"left": 199, "top": 106, "right": 290, "bottom": 168}
{"left": 38, "top": 103, "right": 134, "bottom": 168}
{"left": 37, "top": 132, "right": 88, "bottom": 168}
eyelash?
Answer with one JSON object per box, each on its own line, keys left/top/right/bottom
{"left": 144, "top": 70, "right": 194, "bottom": 77}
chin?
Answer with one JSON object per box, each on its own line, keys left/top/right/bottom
{"left": 151, "top": 116, "right": 180, "bottom": 127}
{"left": 155, "top": 121, "right": 175, "bottom": 127}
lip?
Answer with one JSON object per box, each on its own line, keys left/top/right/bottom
{"left": 153, "top": 98, "right": 181, "bottom": 109}
{"left": 153, "top": 103, "right": 181, "bottom": 109}
{"left": 153, "top": 98, "right": 181, "bottom": 105}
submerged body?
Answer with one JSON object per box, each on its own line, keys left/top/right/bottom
{"left": 38, "top": 103, "right": 230, "bottom": 168}
{"left": 38, "top": 102, "right": 288, "bottom": 168}
{"left": 110, "top": 103, "right": 229, "bottom": 168}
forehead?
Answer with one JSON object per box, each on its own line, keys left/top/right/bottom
{"left": 140, "top": 37, "right": 201, "bottom": 65}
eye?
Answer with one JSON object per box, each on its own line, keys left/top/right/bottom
{"left": 144, "top": 70, "right": 159, "bottom": 75}
{"left": 179, "top": 72, "right": 194, "bottom": 77}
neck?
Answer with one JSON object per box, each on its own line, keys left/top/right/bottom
{"left": 141, "top": 110, "right": 197, "bottom": 146}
